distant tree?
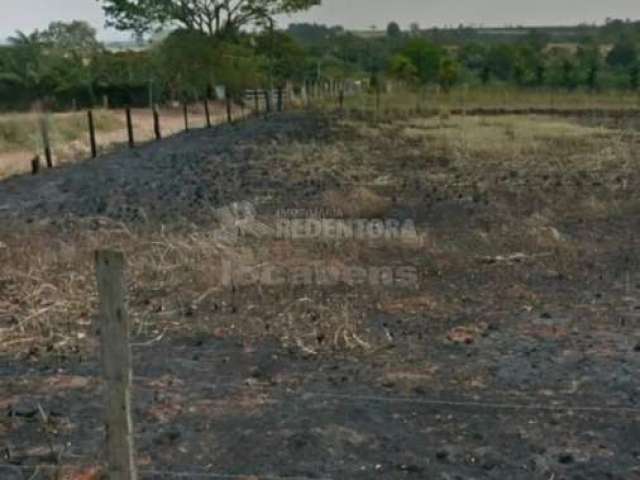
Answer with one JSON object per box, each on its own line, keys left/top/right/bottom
{"left": 287, "top": 23, "right": 343, "bottom": 46}
{"left": 99, "top": 0, "right": 322, "bottom": 38}
{"left": 388, "top": 54, "right": 418, "bottom": 84}
{"left": 386, "top": 22, "right": 402, "bottom": 38}
{"left": 535, "top": 63, "right": 546, "bottom": 86}
{"left": 577, "top": 45, "right": 601, "bottom": 90}
{"left": 630, "top": 63, "right": 640, "bottom": 90}
{"left": 606, "top": 38, "right": 638, "bottom": 68}
{"left": 254, "top": 31, "right": 306, "bottom": 85}
{"left": 409, "top": 22, "right": 421, "bottom": 37}
{"left": 561, "top": 59, "right": 577, "bottom": 90}
{"left": 401, "top": 39, "right": 443, "bottom": 84}
{"left": 458, "top": 43, "right": 486, "bottom": 71}
{"left": 438, "top": 58, "right": 459, "bottom": 92}
{"left": 480, "top": 64, "right": 491, "bottom": 84}
{"left": 153, "top": 29, "right": 262, "bottom": 98}
{"left": 40, "top": 21, "right": 102, "bottom": 56}
{"left": 525, "top": 29, "right": 550, "bottom": 52}
{"left": 4, "top": 30, "right": 50, "bottom": 96}
{"left": 585, "top": 63, "right": 599, "bottom": 90}
{"left": 486, "top": 44, "right": 516, "bottom": 80}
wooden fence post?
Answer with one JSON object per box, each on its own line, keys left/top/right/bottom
{"left": 277, "top": 88, "right": 283, "bottom": 112}
{"left": 204, "top": 99, "right": 212, "bottom": 128}
{"left": 254, "top": 92, "right": 260, "bottom": 117}
{"left": 125, "top": 108, "right": 134, "bottom": 148}
{"left": 264, "top": 90, "right": 271, "bottom": 116}
{"left": 31, "top": 155, "right": 41, "bottom": 175}
{"left": 39, "top": 115, "right": 53, "bottom": 168}
{"left": 88, "top": 110, "right": 97, "bottom": 158}
{"left": 95, "top": 250, "right": 137, "bottom": 480}
{"left": 183, "top": 102, "right": 189, "bottom": 131}
{"left": 226, "top": 96, "right": 233, "bottom": 124}
{"left": 153, "top": 105, "right": 161, "bottom": 140}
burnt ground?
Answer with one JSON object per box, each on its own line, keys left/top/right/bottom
{"left": 1, "top": 111, "right": 640, "bottom": 479}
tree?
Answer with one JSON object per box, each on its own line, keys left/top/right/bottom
{"left": 3, "top": 30, "right": 50, "bottom": 96}
{"left": 254, "top": 31, "right": 306, "bottom": 85}
{"left": 561, "top": 59, "right": 576, "bottom": 90}
{"left": 99, "top": 0, "right": 321, "bottom": 38}
{"left": 486, "top": 44, "right": 516, "bottom": 81}
{"left": 577, "top": 45, "right": 601, "bottom": 90}
{"left": 388, "top": 54, "right": 418, "bottom": 84}
{"left": 386, "top": 22, "right": 401, "bottom": 38}
{"left": 630, "top": 63, "right": 639, "bottom": 90}
{"left": 606, "top": 38, "right": 638, "bottom": 68}
{"left": 438, "top": 58, "right": 459, "bottom": 92}
{"left": 40, "top": 21, "right": 102, "bottom": 57}
{"left": 401, "top": 39, "right": 443, "bottom": 84}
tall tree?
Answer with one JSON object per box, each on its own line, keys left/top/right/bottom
{"left": 386, "top": 22, "right": 401, "bottom": 38}
{"left": 99, "top": 0, "right": 321, "bottom": 37}
{"left": 40, "top": 21, "right": 102, "bottom": 56}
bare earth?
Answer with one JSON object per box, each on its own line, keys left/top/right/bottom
{"left": 1, "top": 110, "right": 640, "bottom": 479}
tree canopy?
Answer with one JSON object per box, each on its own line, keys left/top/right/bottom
{"left": 99, "top": 0, "right": 321, "bottom": 37}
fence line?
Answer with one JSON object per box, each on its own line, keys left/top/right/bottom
{"left": 30, "top": 96, "right": 254, "bottom": 175}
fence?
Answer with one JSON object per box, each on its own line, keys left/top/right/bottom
{"left": 23, "top": 86, "right": 313, "bottom": 176}
{"left": 16, "top": 81, "right": 640, "bottom": 178}
{"left": 28, "top": 98, "right": 249, "bottom": 175}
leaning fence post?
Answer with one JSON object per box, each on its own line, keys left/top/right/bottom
{"left": 204, "top": 99, "right": 212, "bottom": 128}
{"left": 95, "top": 250, "right": 137, "bottom": 480}
{"left": 39, "top": 115, "right": 53, "bottom": 168}
{"left": 152, "top": 105, "right": 161, "bottom": 140}
{"left": 125, "top": 108, "right": 134, "bottom": 148}
{"left": 88, "top": 110, "right": 97, "bottom": 158}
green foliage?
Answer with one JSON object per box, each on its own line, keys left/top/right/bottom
{"left": 153, "top": 30, "right": 263, "bottom": 98}
{"left": 401, "top": 39, "right": 443, "bottom": 84}
{"left": 438, "top": 58, "right": 459, "bottom": 92}
{"left": 40, "top": 21, "right": 102, "bottom": 57}
{"left": 3, "top": 14, "right": 640, "bottom": 112}
{"left": 99, "top": 0, "right": 321, "bottom": 37}
{"left": 388, "top": 54, "right": 418, "bottom": 84}
{"left": 606, "top": 39, "right": 638, "bottom": 68}
{"left": 254, "top": 31, "right": 306, "bottom": 85}
{"left": 386, "top": 22, "right": 402, "bottom": 38}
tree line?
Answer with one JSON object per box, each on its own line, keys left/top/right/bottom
{"left": 0, "top": 0, "right": 639, "bottom": 111}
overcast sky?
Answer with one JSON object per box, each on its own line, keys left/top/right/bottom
{"left": 1, "top": 0, "right": 639, "bottom": 41}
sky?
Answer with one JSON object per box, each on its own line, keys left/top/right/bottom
{"left": 1, "top": 0, "right": 639, "bottom": 41}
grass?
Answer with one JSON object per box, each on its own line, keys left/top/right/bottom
{"left": 339, "top": 85, "right": 640, "bottom": 113}
{"left": 0, "top": 109, "right": 123, "bottom": 153}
